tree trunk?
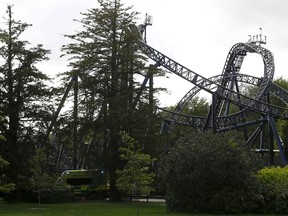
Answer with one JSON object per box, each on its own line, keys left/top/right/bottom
{"left": 108, "top": 0, "right": 122, "bottom": 202}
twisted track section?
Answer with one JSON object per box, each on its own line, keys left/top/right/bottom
{"left": 131, "top": 24, "right": 288, "bottom": 164}
{"left": 137, "top": 38, "right": 288, "bottom": 120}
{"left": 160, "top": 77, "right": 288, "bottom": 130}
{"left": 161, "top": 74, "right": 263, "bottom": 129}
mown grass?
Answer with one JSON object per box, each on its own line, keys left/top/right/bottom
{"left": 0, "top": 201, "right": 189, "bottom": 216}
{"left": 0, "top": 200, "right": 270, "bottom": 216}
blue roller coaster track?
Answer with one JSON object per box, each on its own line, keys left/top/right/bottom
{"left": 131, "top": 24, "right": 288, "bottom": 166}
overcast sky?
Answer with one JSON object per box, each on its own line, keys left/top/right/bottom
{"left": 1, "top": 0, "right": 288, "bottom": 106}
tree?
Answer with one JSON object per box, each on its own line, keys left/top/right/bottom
{"left": 0, "top": 5, "right": 52, "bottom": 201}
{"left": 0, "top": 114, "right": 15, "bottom": 196}
{"left": 61, "top": 0, "right": 163, "bottom": 201}
{"left": 274, "top": 77, "right": 288, "bottom": 158}
{"left": 163, "top": 96, "right": 210, "bottom": 147}
{"left": 116, "top": 131, "right": 155, "bottom": 215}
{"left": 116, "top": 131, "right": 155, "bottom": 197}
{"left": 160, "top": 131, "right": 262, "bottom": 214}
{"left": 30, "top": 147, "right": 55, "bottom": 205}
{"left": 0, "top": 155, "right": 15, "bottom": 194}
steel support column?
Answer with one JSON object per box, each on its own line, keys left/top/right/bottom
{"left": 268, "top": 115, "right": 287, "bottom": 165}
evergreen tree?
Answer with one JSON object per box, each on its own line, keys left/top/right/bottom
{"left": 0, "top": 155, "right": 15, "bottom": 194}
{"left": 0, "top": 5, "right": 51, "bottom": 201}
{"left": 61, "top": 0, "right": 163, "bottom": 201}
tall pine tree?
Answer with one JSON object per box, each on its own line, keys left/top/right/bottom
{"left": 61, "top": 0, "right": 163, "bottom": 201}
{"left": 0, "top": 5, "right": 52, "bottom": 201}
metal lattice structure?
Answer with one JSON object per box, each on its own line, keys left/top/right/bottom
{"left": 133, "top": 24, "right": 288, "bottom": 166}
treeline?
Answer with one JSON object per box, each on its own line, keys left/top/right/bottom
{"left": 0, "top": 0, "right": 164, "bottom": 202}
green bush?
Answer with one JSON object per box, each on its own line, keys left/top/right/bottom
{"left": 256, "top": 166, "right": 288, "bottom": 214}
{"left": 39, "top": 188, "right": 75, "bottom": 203}
{"left": 19, "top": 188, "right": 75, "bottom": 203}
{"left": 160, "top": 131, "right": 262, "bottom": 214}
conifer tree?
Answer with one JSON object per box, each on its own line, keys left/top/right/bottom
{"left": 0, "top": 155, "right": 15, "bottom": 194}
{"left": 61, "top": 0, "right": 163, "bottom": 201}
{"left": 0, "top": 5, "right": 51, "bottom": 200}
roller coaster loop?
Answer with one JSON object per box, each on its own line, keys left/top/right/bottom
{"left": 132, "top": 24, "right": 288, "bottom": 166}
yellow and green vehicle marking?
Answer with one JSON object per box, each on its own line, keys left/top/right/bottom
{"left": 59, "top": 169, "right": 109, "bottom": 197}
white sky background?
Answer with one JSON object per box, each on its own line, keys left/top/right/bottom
{"left": 1, "top": 0, "right": 288, "bottom": 107}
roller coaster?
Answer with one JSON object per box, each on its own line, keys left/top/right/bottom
{"left": 134, "top": 16, "right": 288, "bottom": 166}
{"left": 49, "top": 17, "right": 288, "bottom": 169}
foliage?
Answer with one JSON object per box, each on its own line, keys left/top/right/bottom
{"left": 166, "top": 96, "right": 210, "bottom": 144}
{"left": 61, "top": 0, "right": 163, "bottom": 201}
{"left": 0, "top": 115, "right": 15, "bottom": 196}
{"left": 116, "top": 132, "right": 155, "bottom": 197}
{"left": 0, "top": 5, "right": 52, "bottom": 201}
{"left": 27, "top": 147, "right": 76, "bottom": 204}
{"left": 256, "top": 166, "right": 288, "bottom": 214}
{"left": 30, "top": 147, "right": 55, "bottom": 191}
{"left": 277, "top": 119, "right": 288, "bottom": 156}
{"left": 0, "top": 156, "right": 15, "bottom": 194}
{"left": 184, "top": 96, "right": 210, "bottom": 116}
{"left": 274, "top": 77, "right": 288, "bottom": 158}
{"left": 19, "top": 188, "right": 75, "bottom": 204}
{"left": 30, "top": 147, "right": 61, "bottom": 204}
{"left": 160, "top": 131, "right": 262, "bottom": 214}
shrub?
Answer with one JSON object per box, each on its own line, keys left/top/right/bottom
{"left": 256, "top": 166, "right": 288, "bottom": 214}
{"left": 20, "top": 188, "right": 75, "bottom": 203}
{"left": 38, "top": 188, "right": 75, "bottom": 203}
{"left": 160, "top": 131, "right": 262, "bottom": 214}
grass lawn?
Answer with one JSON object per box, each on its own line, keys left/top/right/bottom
{"left": 0, "top": 200, "right": 189, "bottom": 216}
{"left": 0, "top": 200, "right": 270, "bottom": 216}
